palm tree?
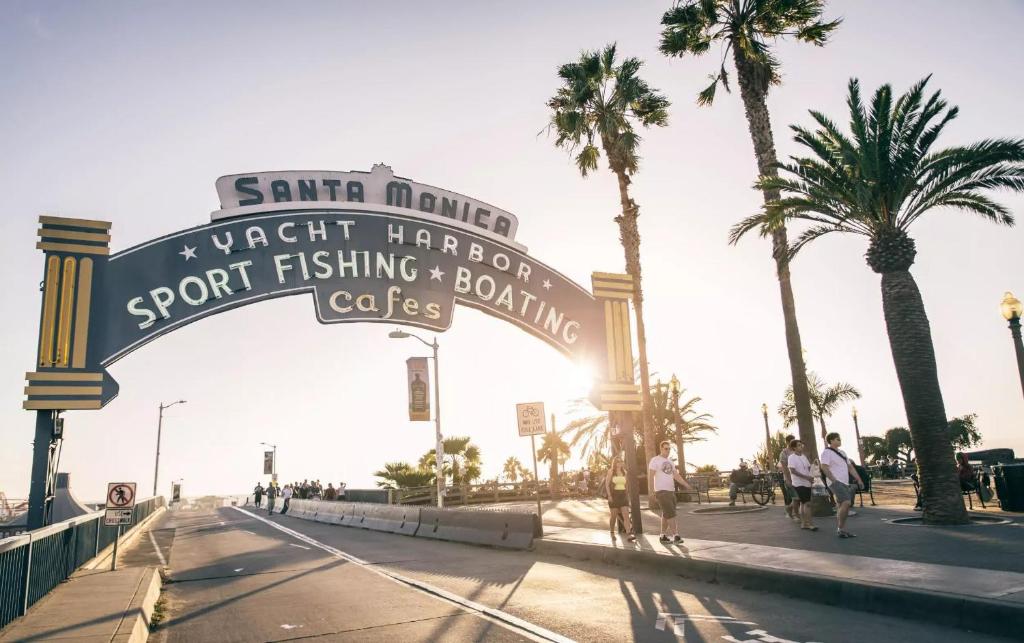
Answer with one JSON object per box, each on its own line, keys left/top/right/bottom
{"left": 502, "top": 456, "right": 523, "bottom": 483}
{"left": 374, "top": 462, "right": 434, "bottom": 490}
{"left": 546, "top": 44, "right": 670, "bottom": 466}
{"left": 651, "top": 379, "right": 717, "bottom": 474}
{"left": 659, "top": 0, "right": 841, "bottom": 457}
{"left": 778, "top": 371, "right": 860, "bottom": 440}
{"left": 730, "top": 77, "right": 1024, "bottom": 524}
{"left": 537, "top": 432, "right": 571, "bottom": 493}
{"left": 421, "top": 436, "right": 482, "bottom": 486}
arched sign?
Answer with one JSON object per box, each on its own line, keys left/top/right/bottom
{"left": 24, "top": 166, "right": 639, "bottom": 413}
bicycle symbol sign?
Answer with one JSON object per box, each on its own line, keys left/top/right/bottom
{"left": 516, "top": 402, "right": 546, "bottom": 437}
{"left": 106, "top": 482, "right": 137, "bottom": 509}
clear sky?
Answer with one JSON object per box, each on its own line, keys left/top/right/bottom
{"left": 2, "top": 1, "right": 1022, "bottom": 502}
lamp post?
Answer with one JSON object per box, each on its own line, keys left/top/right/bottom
{"left": 851, "top": 406, "right": 865, "bottom": 464}
{"left": 389, "top": 329, "right": 445, "bottom": 508}
{"left": 260, "top": 442, "right": 278, "bottom": 482}
{"left": 761, "top": 403, "right": 771, "bottom": 452}
{"left": 670, "top": 375, "right": 686, "bottom": 475}
{"left": 1000, "top": 291, "right": 1024, "bottom": 399}
{"left": 154, "top": 400, "right": 186, "bottom": 497}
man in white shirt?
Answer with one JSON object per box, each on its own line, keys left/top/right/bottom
{"left": 777, "top": 435, "right": 800, "bottom": 521}
{"left": 820, "top": 432, "right": 865, "bottom": 538}
{"left": 786, "top": 439, "right": 817, "bottom": 530}
{"left": 648, "top": 440, "right": 693, "bottom": 544}
{"left": 281, "top": 484, "right": 294, "bottom": 515}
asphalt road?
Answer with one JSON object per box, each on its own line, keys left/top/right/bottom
{"left": 149, "top": 505, "right": 1007, "bottom": 642}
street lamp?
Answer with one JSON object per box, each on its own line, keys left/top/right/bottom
{"left": 761, "top": 403, "right": 771, "bottom": 452}
{"left": 154, "top": 400, "right": 186, "bottom": 496}
{"left": 851, "top": 406, "right": 865, "bottom": 464}
{"left": 669, "top": 375, "right": 686, "bottom": 475}
{"left": 1000, "top": 291, "right": 1024, "bottom": 399}
{"left": 389, "top": 329, "right": 445, "bottom": 508}
{"left": 260, "top": 442, "right": 278, "bottom": 482}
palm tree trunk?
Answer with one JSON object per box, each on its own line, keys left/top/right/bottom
{"left": 612, "top": 169, "right": 657, "bottom": 468}
{"left": 732, "top": 52, "right": 818, "bottom": 457}
{"left": 819, "top": 416, "right": 827, "bottom": 440}
{"left": 881, "top": 270, "right": 967, "bottom": 524}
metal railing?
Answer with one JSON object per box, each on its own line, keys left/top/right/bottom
{"left": 0, "top": 496, "right": 164, "bottom": 631}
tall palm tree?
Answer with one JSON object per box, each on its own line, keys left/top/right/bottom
{"left": 778, "top": 371, "right": 860, "bottom": 440}
{"left": 651, "top": 379, "right": 718, "bottom": 473}
{"left": 547, "top": 44, "right": 670, "bottom": 466}
{"left": 731, "top": 77, "right": 1024, "bottom": 524}
{"left": 537, "top": 432, "right": 571, "bottom": 491}
{"left": 659, "top": 0, "right": 841, "bottom": 457}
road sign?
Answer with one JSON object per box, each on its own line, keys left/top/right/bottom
{"left": 106, "top": 482, "right": 137, "bottom": 509}
{"left": 104, "top": 508, "right": 133, "bottom": 526}
{"left": 516, "top": 402, "right": 546, "bottom": 437}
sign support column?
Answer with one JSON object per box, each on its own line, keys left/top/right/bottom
{"left": 592, "top": 273, "right": 645, "bottom": 535}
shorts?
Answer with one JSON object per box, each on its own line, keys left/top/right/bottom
{"left": 608, "top": 489, "right": 628, "bottom": 509}
{"left": 831, "top": 480, "right": 856, "bottom": 504}
{"left": 655, "top": 490, "right": 677, "bottom": 519}
{"left": 794, "top": 486, "right": 812, "bottom": 503}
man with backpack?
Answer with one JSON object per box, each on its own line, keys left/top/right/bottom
{"left": 820, "top": 432, "right": 865, "bottom": 538}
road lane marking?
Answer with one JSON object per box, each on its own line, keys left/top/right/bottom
{"left": 289, "top": 543, "right": 311, "bottom": 550}
{"left": 148, "top": 530, "right": 168, "bottom": 567}
{"left": 231, "top": 507, "right": 572, "bottom": 643}
{"left": 655, "top": 613, "right": 757, "bottom": 637}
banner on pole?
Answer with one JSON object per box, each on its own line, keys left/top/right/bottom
{"left": 406, "top": 357, "right": 431, "bottom": 421}
{"left": 171, "top": 482, "right": 181, "bottom": 503}
{"left": 263, "top": 451, "right": 274, "bottom": 475}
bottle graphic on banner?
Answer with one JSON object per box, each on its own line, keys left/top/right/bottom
{"left": 407, "top": 357, "right": 431, "bottom": 421}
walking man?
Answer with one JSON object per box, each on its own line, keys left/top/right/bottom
{"left": 253, "top": 482, "right": 264, "bottom": 509}
{"left": 282, "top": 484, "right": 294, "bottom": 515}
{"left": 777, "top": 435, "right": 800, "bottom": 521}
{"left": 820, "top": 433, "right": 865, "bottom": 538}
{"left": 266, "top": 481, "right": 278, "bottom": 515}
{"left": 787, "top": 439, "right": 817, "bottom": 531}
{"left": 648, "top": 440, "right": 694, "bottom": 544}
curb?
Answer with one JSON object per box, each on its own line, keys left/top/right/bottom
{"left": 534, "top": 538, "right": 1022, "bottom": 639}
{"left": 111, "top": 567, "right": 161, "bottom": 643}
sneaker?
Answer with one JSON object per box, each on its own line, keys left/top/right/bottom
{"left": 838, "top": 530, "right": 857, "bottom": 538}
{"left": 849, "top": 510, "right": 858, "bottom": 516}
{"left": 728, "top": 501, "right": 735, "bottom": 506}
{"left": 673, "top": 535, "right": 683, "bottom": 544}
{"left": 659, "top": 535, "right": 671, "bottom": 544}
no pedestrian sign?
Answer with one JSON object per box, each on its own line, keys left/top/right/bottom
{"left": 106, "top": 482, "right": 137, "bottom": 509}
{"left": 516, "top": 402, "right": 546, "bottom": 437}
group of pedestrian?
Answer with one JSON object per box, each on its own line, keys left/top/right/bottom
{"left": 252, "top": 480, "right": 347, "bottom": 515}
{"left": 780, "top": 432, "right": 864, "bottom": 538}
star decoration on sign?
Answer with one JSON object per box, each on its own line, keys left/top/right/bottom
{"left": 542, "top": 279, "right": 552, "bottom": 290}
{"left": 429, "top": 266, "right": 444, "bottom": 282}
{"left": 179, "top": 244, "right": 197, "bottom": 261}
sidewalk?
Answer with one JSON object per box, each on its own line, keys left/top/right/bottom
{"left": 518, "top": 497, "right": 1024, "bottom": 639}
{"left": 0, "top": 511, "right": 169, "bottom": 642}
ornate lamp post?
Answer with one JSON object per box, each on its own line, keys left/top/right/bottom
{"left": 1000, "top": 291, "right": 1024, "bottom": 399}
{"left": 761, "top": 403, "right": 771, "bottom": 451}
{"left": 851, "top": 406, "right": 865, "bottom": 464}
{"left": 669, "top": 375, "right": 685, "bottom": 475}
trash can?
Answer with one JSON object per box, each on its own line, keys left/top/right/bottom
{"left": 994, "top": 463, "right": 1024, "bottom": 512}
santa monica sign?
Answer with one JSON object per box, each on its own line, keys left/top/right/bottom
{"left": 24, "top": 165, "right": 642, "bottom": 413}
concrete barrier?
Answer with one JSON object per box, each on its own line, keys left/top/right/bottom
{"left": 285, "top": 499, "right": 316, "bottom": 520}
{"left": 320, "top": 502, "right": 352, "bottom": 525}
{"left": 416, "top": 508, "right": 535, "bottom": 549}
{"left": 361, "top": 504, "right": 420, "bottom": 535}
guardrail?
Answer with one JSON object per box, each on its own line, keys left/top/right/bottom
{"left": 0, "top": 496, "right": 164, "bottom": 631}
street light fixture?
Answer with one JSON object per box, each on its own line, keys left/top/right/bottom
{"left": 1001, "top": 291, "right": 1024, "bottom": 399}
{"left": 389, "top": 329, "right": 445, "bottom": 508}
{"left": 154, "top": 400, "right": 186, "bottom": 496}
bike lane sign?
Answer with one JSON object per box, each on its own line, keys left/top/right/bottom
{"left": 516, "top": 402, "right": 546, "bottom": 437}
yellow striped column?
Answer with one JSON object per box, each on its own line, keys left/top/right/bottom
{"left": 25, "top": 216, "right": 112, "bottom": 410}
{"left": 590, "top": 272, "right": 642, "bottom": 412}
